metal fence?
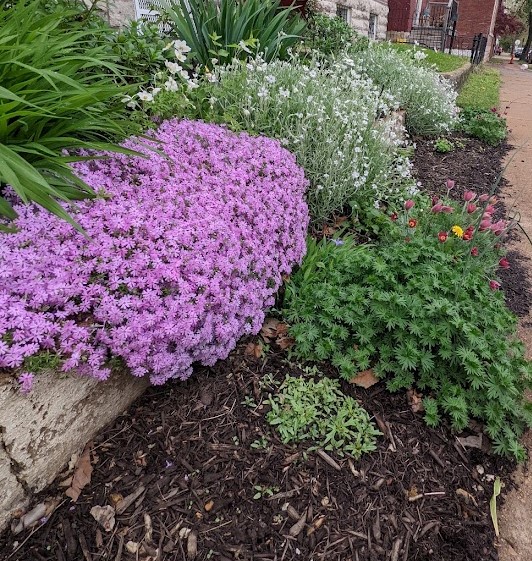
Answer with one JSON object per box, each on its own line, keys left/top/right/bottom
{"left": 403, "top": 1, "right": 458, "bottom": 52}
{"left": 470, "top": 33, "right": 487, "bottom": 65}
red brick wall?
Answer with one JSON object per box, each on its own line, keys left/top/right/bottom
{"left": 387, "top": 0, "right": 416, "bottom": 31}
{"left": 454, "top": 0, "right": 499, "bottom": 51}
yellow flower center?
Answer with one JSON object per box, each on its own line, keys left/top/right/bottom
{"left": 451, "top": 225, "right": 464, "bottom": 238}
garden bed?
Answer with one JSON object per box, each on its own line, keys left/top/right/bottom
{"left": 412, "top": 134, "right": 532, "bottom": 317}
{"left": 0, "top": 347, "right": 515, "bottom": 561}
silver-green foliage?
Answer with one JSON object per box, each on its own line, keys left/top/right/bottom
{"left": 204, "top": 57, "right": 416, "bottom": 225}
{"left": 266, "top": 374, "right": 381, "bottom": 458}
{"left": 352, "top": 44, "right": 458, "bottom": 136}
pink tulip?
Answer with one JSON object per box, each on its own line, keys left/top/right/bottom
{"left": 485, "top": 204, "right": 495, "bottom": 215}
{"left": 499, "top": 257, "right": 510, "bottom": 269}
{"left": 441, "top": 206, "right": 454, "bottom": 213}
{"left": 489, "top": 280, "right": 501, "bottom": 291}
{"left": 431, "top": 203, "right": 444, "bottom": 213}
{"left": 432, "top": 195, "right": 440, "bottom": 206}
{"left": 404, "top": 199, "right": 415, "bottom": 211}
{"left": 478, "top": 194, "right": 490, "bottom": 203}
{"left": 479, "top": 219, "right": 492, "bottom": 231}
{"left": 466, "top": 203, "right": 476, "bottom": 214}
{"left": 463, "top": 190, "right": 476, "bottom": 202}
{"left": 471, "top": 247, "right": 479, "bottom": 256}
{"left": 446, "top": 179, "right": 455, "bottom": 190}
{"left": 482, "top": 212, "right": 492, "bottom": 220}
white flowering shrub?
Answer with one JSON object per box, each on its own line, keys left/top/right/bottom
{"left": 200, "top": 57, "right": 417, "bottom": 225}
{"left": 352, "top": 44, "right": 458, "bottom": 136}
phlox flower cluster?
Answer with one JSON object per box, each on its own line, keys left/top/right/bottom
{"left": 352, "top": 44, "right": 458, "bottom": 135}
{"left": 206, "top": 56, "right": 417, "bottom": 225}
{"left": 0, "top": 120, "right": 309, "bottom": 384}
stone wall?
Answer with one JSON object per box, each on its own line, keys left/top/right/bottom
{"left": 318, "top": 0, "right": 389, "bottom": 40}
{"left": 0, "top": 371, "right": 149, "bottom": 530}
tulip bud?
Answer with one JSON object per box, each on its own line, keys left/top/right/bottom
{"left": 489, "top": 280, "right": 501, "bottom": 291}
{"left": 441, "top": 206, "right": 454, "bottom": 213}
{"left": 431, "top": 203, "right": 443, "bottom": 213}
{"left": 478, "top": 194, "right": 489, "bottom": 203}
{"left": 446, "top": 179, "right": 455, "bottom": 190}
{"left": 404, "top": 199, "right": 415, "bottom": 211}
{"left": 479, "top": 220, "right": 491, "bottom": 231}
{"left": 485, "top": 204, "right": 495, "bottom": 215}
{"left": 499, "top": 257, "right": 510, "bottom": 269}
{"left": 471, "top": 247, "right": 479, "bottom": 256}
{"left": 466, "top": 203, "right": 476, "bottom": 214}
{"left": 463, "top": 190, "right": 476, "bottom": 202}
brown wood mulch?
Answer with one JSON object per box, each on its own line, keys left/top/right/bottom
{"left": 0, "top": 349, "right": 515, "bottom": 561}
{"left": 1, "top": 132, "right": 528, "bottom": 561}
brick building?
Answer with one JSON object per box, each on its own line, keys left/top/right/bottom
{"left": 387, "top": 0, "right": 500, "bottom": 58}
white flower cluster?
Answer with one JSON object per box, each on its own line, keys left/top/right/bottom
{"left": 122, "top": 39, "right": 196, "bottom": 109}
{"left": 352, "top": 44, "right": 458, "bottom": 135}
{"left": 208, "top": 56, "right": 417, "bottom": 224}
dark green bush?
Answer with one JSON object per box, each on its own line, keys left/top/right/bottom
{"left": 283, "top": 198, "right": 532, "bottom": 459}
{"left": 303, "top": 13, "right": 367, "bottom": 56}
{"left": 459, "top": 108, "right": 507, "bottom": 146}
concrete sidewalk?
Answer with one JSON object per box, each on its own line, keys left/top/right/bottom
{"left": 495, "top": 62, "right": 532, "bottom": 561}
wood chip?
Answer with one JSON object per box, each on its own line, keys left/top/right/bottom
{"left": 187, "top": 530, "right": 198, "bottom": 559}
{"left": 115, "top": 485, "right": 145, "bottom": 514}
{"left": 316, "top": 449, "right": 341, "bottom": 471}
{"left": 288, "top": 509, "right": 307, "bottom": 537}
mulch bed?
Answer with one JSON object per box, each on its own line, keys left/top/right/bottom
{"left": 0, "top": 348, "right": 516, "bottom": 561}
{"left": 412, "top": 133, "right": 532, "bottom": 317}
{"left": 1, "top": 133, "right": 528, "bottom": 561}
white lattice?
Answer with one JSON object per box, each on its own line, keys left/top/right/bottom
{"left": 134, "top": 0, "right": 164, "bottom": 22}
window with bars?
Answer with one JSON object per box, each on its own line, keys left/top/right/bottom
{"left": 336, "top": 4, "right": 351, "bottom": 24}
{"left": 368, "top": 12, "right": 378, "bottom": 39}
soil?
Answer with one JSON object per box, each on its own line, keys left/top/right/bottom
{"left": 0, "top": 347, "right": 516, "bottom": 561}
{"left": 412, "top": 134, "right": 532, "bottom": 318}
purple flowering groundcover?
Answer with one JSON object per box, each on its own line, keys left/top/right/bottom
{"left": 0, "top": 119, "right": 309, "bottom": 385}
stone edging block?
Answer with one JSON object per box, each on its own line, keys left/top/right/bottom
{"left": 0, "top": 370, "right": 149, "bottom": 530}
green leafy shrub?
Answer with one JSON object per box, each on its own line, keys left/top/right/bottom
{"left": 283, "top": 197, "right": 532, "bottom": 459}
{"left": 113, "top": 21, "right": 170, "bottom": 83}
{"left": 0, "top": 0, "right": 133, "bottom": 226}
{"left": 434, "top": 137, "right": 455, "bottom": 153}
{"left": 266, "top": 374, "right": 380, "bottom": 458}
{"left": 161, "top": 0, "right": 306, "bottom": 69}
{"left": 303, "top": 13, "right": 367, "bottom": 56}
{"left": 185, "top": 56, "right": 416, "bottom": 226}
{"left": 459, "top": 108, "right": 507, "bottom": 146}
{"left": 352, "top": 44, "right": 458, "bottom": 135}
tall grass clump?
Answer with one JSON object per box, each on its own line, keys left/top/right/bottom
{"left": 352, "top": 44, "right": 458, "bottom": 136}
{"left": 0, "top": 0, "right": 133, "bottom": 226}
{"left": 161, "top": 0, "right": 306, "bottom": 69}
{"left": 192, "top": 57, "right": 417, "bottom": 225}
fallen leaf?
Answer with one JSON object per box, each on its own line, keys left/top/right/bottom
{"left": 90, "top": 505, "right": 115, "bottom": 532}
{"left": 204, "top": 500, "right": 214, "bottom": 512}
{"left": 277, "top": 335, "right": 295, "bottom": 350}
{"left": 244, "top": 342, "right": 263, "bottom": 358}
{"left": 65, "top": 442, "right": 93, "bottom": 502}
{"left": 109, "top": 493, "right": 123, "bottom": 507}
{"left": 260, "top": 317, "right": 281, "bottom": 341}
{"left": 125, "top": 541, "right": 139, "bottom": 554}
{"left": 456, "top": 488, "right": 478, "bottom": 506}
{"left": 350, "top": 369, "right": 378, "bottom": 389}
{"left": 407, "top": 486, "right": 419, "bottom": 499}
{"left": 407, "top": 389, "right": 424, "bottom": 413}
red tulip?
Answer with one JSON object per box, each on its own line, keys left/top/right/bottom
{"left": 390, "top": 212, "right": 398, "bottom": 221}
{"left": 438, "top": 231, "right": 448, "bottom": 242}
{"left": 404, "top": 199, "right": 415, "bottom": 210}
{"left": 499, "top": 257, "right": 510, "bottom": 269}
{"left": 489, "top": 280, "right": 501, "bottom": 291}
{"left": 471, "top": 247, "right": 479, "bottom": 256}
